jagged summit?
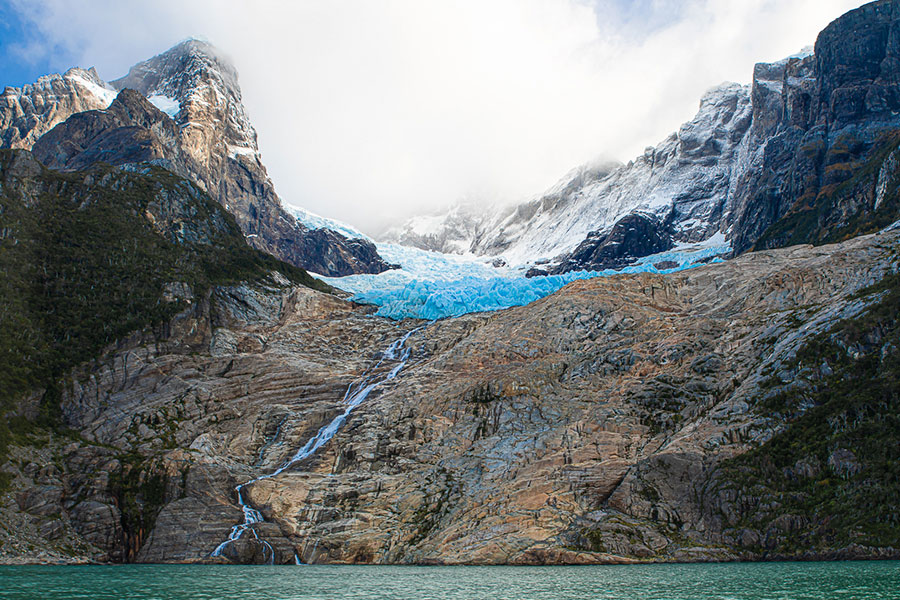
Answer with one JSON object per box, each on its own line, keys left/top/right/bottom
{"left": 0, "top": 38, "right": 394, "bottom": 276}
{"left": 111, "top": 38, "right": 240, "bottom": 113}
{"left": 0, "top": 67, "right": 116, "bottom": 149}
{"left": 111, "top": 38, "right": 256, "bottom": 157}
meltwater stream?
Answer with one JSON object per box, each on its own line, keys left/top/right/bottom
{"left": 210, "top": 327, "right": 423, "bottom": 563}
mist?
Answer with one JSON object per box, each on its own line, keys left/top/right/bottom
{"left": 5, "top": 0, "right": 868, "bottom": 235}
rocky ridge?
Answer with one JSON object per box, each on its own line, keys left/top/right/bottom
{"left": 0, "top": 67, "right": 117, "bottom": 150}
{"left": 390, "top": 0, "right": 900, "bottom": 274}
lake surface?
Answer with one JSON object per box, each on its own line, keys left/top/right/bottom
{"left": 1, "top": 561, "right": 899, "bottom": 599}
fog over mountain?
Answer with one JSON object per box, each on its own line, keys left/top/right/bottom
{"left": 1, "top": 0, "right": 868, "bottom": 234}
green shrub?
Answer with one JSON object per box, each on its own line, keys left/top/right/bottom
{"left": 0, "top": 150, "right": 329, "bottom": 463}
{"left": 717, "top": 271, "right": 900, "bottom": 551}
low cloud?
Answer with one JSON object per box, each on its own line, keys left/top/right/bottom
{"left": 7, "top": 0, "right": 867, "bottom": 234}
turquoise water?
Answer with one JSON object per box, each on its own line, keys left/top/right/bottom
{"left": 1, "top": 562, "right": 898, "bottom": 599}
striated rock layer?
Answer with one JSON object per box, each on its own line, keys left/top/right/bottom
{"left": 2, "top": 226, "right": 897, "bottom": 564}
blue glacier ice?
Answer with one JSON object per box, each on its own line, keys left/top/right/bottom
{"left": 320, "top": 237, "right": 731, "bottom": 321}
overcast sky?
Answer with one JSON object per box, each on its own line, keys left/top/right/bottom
{"left": 1, "top": 0, "right": 868, "bottom": 234}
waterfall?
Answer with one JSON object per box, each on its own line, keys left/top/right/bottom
{"left": 210, "top": 327, "right": 422, "bottom": 563}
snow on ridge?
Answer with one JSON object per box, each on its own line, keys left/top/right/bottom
{"left": 285, "top": 204, "right": 370, "bottom": 241}
{"left": 66, "top": 71, "right": 117, "bottom": 107}
{"left": 789, "top": 46, "right": 814, "bottom": 60}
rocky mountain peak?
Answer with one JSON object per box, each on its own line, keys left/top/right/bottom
{"left": 111, "top": 38, "right": 258, "bottom": 165}
{"left": 112, "top": 40, "right": 394, "bottom": 275}
{"left": 0, "top": 67, "right": 116, "bottom": 150}
{"left": 388, "top": 0, "right": 900, "bottom": 274}
{"left": 111, "top": 38, "right": 239, "bottom": 101}
{"left": 0, "top": 39, "right": 395, "bottom": 276}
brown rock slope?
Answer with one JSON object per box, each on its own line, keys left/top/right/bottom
{"left": 1, "top": 229, "right": 898, "bottom": 564}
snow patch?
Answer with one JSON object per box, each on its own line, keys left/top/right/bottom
{"left": 670, "top": 231, "right": 729, "bottom": 252}
{"left": 226, "top": 144, "right": 257, "bottom": 159}
{"left": 67, "top": 73, "right": 117, "bottom": 107}
{"left": 789, "top": 46, "right": 814, "bottom": 60}
{"left": 148, "top": 94, "right": 180, "bottom": 117}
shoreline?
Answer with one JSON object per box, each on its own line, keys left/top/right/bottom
{"left": 3, "top": 546, "right": 898, "bottom": 567}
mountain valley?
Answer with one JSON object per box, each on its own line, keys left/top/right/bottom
{"left": 0, "top": 0, "right": 899, "bottom": 567}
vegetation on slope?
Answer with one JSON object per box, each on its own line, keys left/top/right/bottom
{"left": 717, "top": 268, "right": 900, "bottom": 553}
{"left": 755, "top": 131, "right": 900, "bottom": 250}
{"left": 0, "top": 150, "right": 330, "bottom": 474}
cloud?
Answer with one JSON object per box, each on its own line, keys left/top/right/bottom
{"left": 6, "top": 0, "right": 868, "bottom": 234}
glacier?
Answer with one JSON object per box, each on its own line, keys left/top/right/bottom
{"left": 285, "top": 204, "right": 370, "bottom": 241}
{"left": 321, "top": 236, "right": 731, "bottom": 321}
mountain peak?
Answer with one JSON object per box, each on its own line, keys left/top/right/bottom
{"left": 160, "top": 37, "right": 232, "bottom": 68}
{"left": 110, "top": 38, "right": 238, "bottom": 100}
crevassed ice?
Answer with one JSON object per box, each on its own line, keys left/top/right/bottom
{"left": 321, "top": 237, "right": 731, "bottom": 321}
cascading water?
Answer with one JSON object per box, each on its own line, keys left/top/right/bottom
{"left": 210, "top": 327, "right": 422, "bottom": 564}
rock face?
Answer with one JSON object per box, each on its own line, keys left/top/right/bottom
{"left": 3, "top": 220, "right": 897, "bottom": 564}
{"left": 546, "top": 214, "right": 674, "bottom": 276}
{"left": 0, "top": 145, "right": 329, "bottom": 565}
{"left": 389, "top": 0, "right": 900, "bottom": 273}
{"left": 0, "top": 67, "right": 117, "bottom": 150}
{"left": 1, "top": 40, "right": 393, "bottom": 277}
{"left": 31, "top": 89, "right": 187, "bottom": 171}
{"left": 738, "top": 0, "right": 900, "bottom": 252}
